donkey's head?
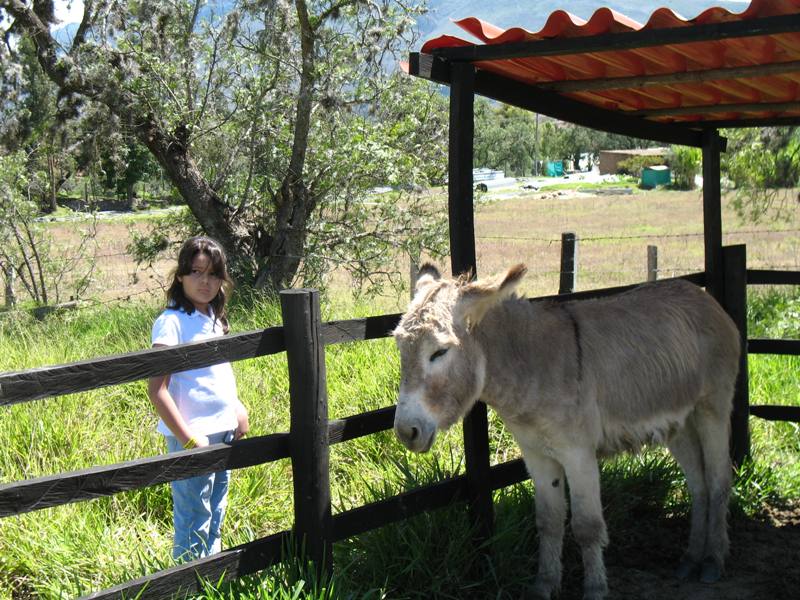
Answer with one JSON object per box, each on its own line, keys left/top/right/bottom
{"left": 392, "top": 263, "right": 527, "bottom": 452}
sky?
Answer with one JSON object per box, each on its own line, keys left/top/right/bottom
{"left": 52, "top": 0, "right": 753, "bottom": 28}
{"left": 53, "top": 1, "right": 84, "bottom": 27}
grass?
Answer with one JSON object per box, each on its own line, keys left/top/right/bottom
{"left": 536, "top": 177, "right": 638, "bottom": 192}
{"left": 1, "top": 286, "right": 799, "bottom": 599}
{"left": 1, "top": 188, "right": 799, "bottom": 599}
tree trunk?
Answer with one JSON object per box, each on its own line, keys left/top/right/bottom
{"left": 3, "top": 264, "right": 16, "bottom": 309}
{"left": 254, "top": 0, "right": 318, "bottom": 292}
{"left": 47, "top": 154, "right": 57, "bottom": 213}
{"left": 262, "top": 180, "right": 314, "bottom": 290}
{"left": 138, "top": 119, "right": 241, "bottom": 259}
{"left": 126, "top": 181, "right": 137, "bottom": 211}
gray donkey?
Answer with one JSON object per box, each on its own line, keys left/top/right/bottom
{"left": 392, "top": 264, "right": 740, "bottom": 600}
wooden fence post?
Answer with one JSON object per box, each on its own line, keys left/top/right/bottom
{"left": 647, "top": 245, "right": 658, "bottom": 282}
{"left": 722, "top": 245, "right": 750, "bottom": 466}
{"left": 280, "top": 289, "right": 333, "bottom": 574}
{"left": 559, "top": 232, "right": 578, "bottom": 294}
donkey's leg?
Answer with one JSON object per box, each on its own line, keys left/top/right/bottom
{"left": 561, "top": 448, "right": 609, "bottom": 600}
{"left": 524, "top": 449, "right": 567, "bottom": 600}
{"left": 694, "top": 404, "right": 732, "bottom": 583}
{"left": 667, "top": 418, "right": 708, "bottom": 580}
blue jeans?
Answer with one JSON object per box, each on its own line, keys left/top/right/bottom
{"left": 166, "top": 430, "right": 234, "bottom": 562}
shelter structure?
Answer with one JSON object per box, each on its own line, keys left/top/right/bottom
{"left": 408, "top": 0, "right": 800, "bottom": 539}
{"left": 598, "top": 147, "right": 668, "bottom": 175}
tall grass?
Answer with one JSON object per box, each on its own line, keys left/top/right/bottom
{"left": 0, "top": 287, "right": 798, "bottom": 599}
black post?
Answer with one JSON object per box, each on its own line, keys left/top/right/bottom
{"left": 449, "top": 62, "right": 477, "bottom": 277}
{"left": 280, "top": 289, "right": 333, "bottom": 574}
{"left": 722, "top": 245, "right": 750, "bottom": 466}
{"left": 702, "top": 130, "right": 724, "bottom": 301}
{"left": 559, "top": 232, "right": 578, "bottom": 294}
{"left": 449, "top": 61, "right": 493, "bottom": 543}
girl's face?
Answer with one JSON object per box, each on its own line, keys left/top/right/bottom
{"left": 177, "top": 252, "right": 223, "bottom": 315}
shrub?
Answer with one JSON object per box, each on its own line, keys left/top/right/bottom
{"left": 616, "top": 155, "right": 663, "bottom": 178}
{"left": 668, "top": 146, "right": 702, "bottom": 190}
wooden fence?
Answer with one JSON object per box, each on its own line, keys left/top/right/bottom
{"left": 1, "top": 242, "right": 799, "bottom": 599}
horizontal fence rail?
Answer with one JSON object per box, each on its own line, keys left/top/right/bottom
{"left": 0, "top": 315, "right": 402, "bottom": 407}
{"left": 748, "top": 338, "right": 800, "bottom": 355}
{"left": 746, "top": 269, "right": 800, "bottom": 286}
{"left": 83, "top": 457, "right": 529, "bottom": 600}
{"left": 749, "top": 405, "right": 800, "bottom": 422}
{"left": 745, "top": 269, "right": 800, "bottom": 358}
{"left": 0, "top": 406, "right": 396, "bottom": 518}
{"left": 0, "top": 327, "right": 287, "bottom": 406}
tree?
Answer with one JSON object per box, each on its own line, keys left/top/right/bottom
{"left": 668, "top": 145, "right": 701, "bottom": 190}
{"left": 100, "top": 136, "right": 160, "bottom": 207}
{"left": 474, "top": 102, "right": 537, "bottom": 176}
{"left": 1, "top": 34, "right": 76, "bottom": 212}
{"left": 0, "top": 150, "right": 97, "bottom": 306}
{"left": 723, "top": 126, "right": 800, "bottom": 223}
{"left": 1, "top": 0, "right": 447, "bottom": 294}
{"left": 474, "top": 99, "right": 658, "bottom": 176}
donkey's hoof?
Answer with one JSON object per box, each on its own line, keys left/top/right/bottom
{"left": 583, "top": 588, "right": 608, "bottom": 600}
{"left": 699, "top": 558, "right": 723, "bottom": 584}
{"left": 675, "top": 556, "right": 700, "bottom": 581}
{"left": 530, "top": 578, "right": 557, "bottom": 599}
{"left": 582, "top": 582, "right": 608, "bottom": 600}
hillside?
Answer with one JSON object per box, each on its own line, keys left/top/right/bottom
{"left": 417, "top": 0, "right": 751, "bottom": 46}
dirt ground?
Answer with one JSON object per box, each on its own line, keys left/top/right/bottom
{"left": 557, "top": 503, "right": 800, "bottom": 600}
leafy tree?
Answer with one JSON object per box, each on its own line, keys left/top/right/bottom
{"left": 0, "top": 34, "right": 75, "bottom": 212}
{"left": 616, "top": 154, "right": 662, "bottom": 178}
{"left": 723, "top": 127, "right": 800, "bottom": 223}
{"left": 474, "top": 98, "right": 658, "bottom": 176}
{"left": 668, "top": 145, "right": 701, "bottom": 190}
{"left": 0, "top": 0, "right": 447, "bottom": 294}
{"left": 0, "top": 151, "right": 97, "bottom": 306}
{"left": 475, "top": 101, "right": 537, "bottom": 175}
{"left": 101, "top": 137, "right": 160, "bottom": 207}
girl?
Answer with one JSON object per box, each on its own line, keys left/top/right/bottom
{"left": 148, "top": 236, "right": 249, "bottom": 562}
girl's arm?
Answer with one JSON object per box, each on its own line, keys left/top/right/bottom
{"left": 147, "top": 347, "right": 209, "bottom": 448}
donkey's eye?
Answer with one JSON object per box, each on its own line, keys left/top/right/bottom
{"left": 430, "top": 348, "right": 449, "bottom": 362}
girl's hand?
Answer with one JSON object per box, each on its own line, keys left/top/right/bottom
{"left": 184, "top": 433, "right": 209, "bottom": 448}
{"left": 235, "top": 407, "right": 250, "bottom": 440}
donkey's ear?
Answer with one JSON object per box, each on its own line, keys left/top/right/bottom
{"left": 415, "top": 262, "right": 441, "bottom": 293}
{"left": 456, "top": 264, "right": 527, "bottom": 330}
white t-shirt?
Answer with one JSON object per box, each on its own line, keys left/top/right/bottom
{"left": 151, "top": 307, "right": 243, "bottom": 436}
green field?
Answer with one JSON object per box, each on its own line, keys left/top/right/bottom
{"left": 0, "top": 188, "right": 798, "bottom": 599}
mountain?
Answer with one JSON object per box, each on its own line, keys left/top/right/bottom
{"left": 416, "top": 0, "right": 752, "bottom": 47}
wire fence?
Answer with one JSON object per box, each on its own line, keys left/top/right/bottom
{"left": 2, "top": 226, "right": 798, "bottom": 319}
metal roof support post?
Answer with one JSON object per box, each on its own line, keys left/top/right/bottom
{"left": 449, "top": 61, "right": 494, "bottom": 545}
{"left": 702, "top": 130, "right": 724, "bottom": 301}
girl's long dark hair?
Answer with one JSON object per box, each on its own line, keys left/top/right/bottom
{"left": 165, "top": 236, "right": 233, "bottom": 334}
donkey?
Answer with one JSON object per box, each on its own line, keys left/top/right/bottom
{"left": 392, "top": 264, "right": 740, "bottom": 600}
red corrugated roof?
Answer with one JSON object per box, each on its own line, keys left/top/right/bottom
{"left": 419, "top": 0, "right": 800, "bottom": 125}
